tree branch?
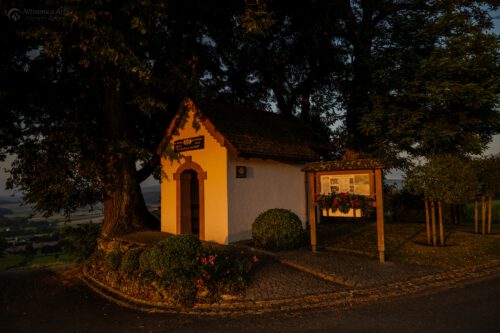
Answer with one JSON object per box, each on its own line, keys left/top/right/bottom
{"left": 136, "top": 153, "right": 160, "bottom": 183}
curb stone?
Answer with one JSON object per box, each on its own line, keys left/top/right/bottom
{"left": 80, "top": 259, "right": 500, "bottom": 316}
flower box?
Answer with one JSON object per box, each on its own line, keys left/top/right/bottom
{"left": 316, "top": 192, "right": 374, "bottom": 218}
{"left": 322, "top": 208, "right": 360, "bottom": 217}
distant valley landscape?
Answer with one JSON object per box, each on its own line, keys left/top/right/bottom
{"left": 0, "top": 185, "right": 160, "bottom": 269}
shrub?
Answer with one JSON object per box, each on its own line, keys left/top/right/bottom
{"left": 148, "top": 235, "right": 203, "bottom": 306}
{"left": 148, "top": 235, "right": 202, "bottom": 275}
{"left": 195, "top": 248, "right": 256, "bottom": 300}
{"left": 89, "top": 234, "right": 258, "bottom": 307}
{"left": 104, "top": 250, "right": 122, "bottom": 271}
{"left": 120, "top": 248, "right": 144, "bottom": 274}
{"left": 252, "top": 208, "right": 304, "bottom": 251}
{"left": 61, "top": 223, "right": 101, "bottom": 261}
{"left": 139, "top": 249, "right": 152, "bottom": 273}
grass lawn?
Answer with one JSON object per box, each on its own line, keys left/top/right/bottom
{"left": 317, "top": 220, "right": 500, "bottom": 269}
{"left": 0, "top": 252, "right": 77, "bottom": 272}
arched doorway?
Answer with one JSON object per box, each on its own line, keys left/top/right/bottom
{"left": 173, "top": 157, "right": 206, "bottom": 240}
{"left": 180, "top": 169, "right": 200, "bottom": 236}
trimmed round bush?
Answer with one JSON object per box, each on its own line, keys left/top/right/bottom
{"left": 120, "top": 248, "right": 144, "bottom": 274}
{"left": 148, "top": 234, "right": 203, "bottom": 276}
{"left": 252, "top": 208, "right": 304, "bottom": 251}
{"left": 148, "top": 235, "right": 203, "bottom": 305}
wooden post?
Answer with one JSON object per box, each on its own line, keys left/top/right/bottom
{"left": 488, "top": 193, "right": 493, "bottom": 234}
{"left": 375, "top": 169, "right": 385, "bottom": 263}
{"left": 424, "top": 196, "right": 431, "bottom": 245}
{"left": 482, "top": 195, "right": 486, "bottom": 235}
{"left": 308, "top": 172, "right": 317, "bottom": 252}
{"left": 431, "top": 199, "right": 437, "bottom": 247}
{"left": 474, "top": 199, "right": 478, "bottom": 234}
{"left": 438, "top": 201, "right": 444, "bottom": 246}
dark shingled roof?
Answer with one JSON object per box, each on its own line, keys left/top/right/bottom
{"left": 199, "top": 103, "right": 326, "bottom": 162}
{"left": 302, "top": 159, "right": 384, "bottom": 172}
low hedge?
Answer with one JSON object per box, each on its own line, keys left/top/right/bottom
{"left": 90, "top": 234, "right": 257, "bottom": 307}
{"left": 120, "top": 248, "right": 144, "bottom": 274}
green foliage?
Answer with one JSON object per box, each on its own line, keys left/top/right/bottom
{"left": 146, "top": 235, "right": 203, "bottom": 305}
{"left": 195, "top": 249, "right": 256, "bottom": 299}
{"left": 104, "top": 251, "right": 122, "bottom": 272}
{"left": 239, "top": 1, "right": 276, "bottom": 34}
{"left": 405, "top": 155, "right": 479, "bottom": 204}
{"left": 61, "top": 223, "right": 101, "bottom": 261}
{"left": 131, "top": 235, "right": 255, "bottom": 306}
{"left": 138, "top": 249, "right": 152, "bottom": 273}
{"left": 3, "top": 0, "right": 498, "bottom": 237}
{"left": 120, "top": 248, "right": 144, "bottom": 274}
{"left": 252, "top": 209, "right": 304, "bottom": 251}
{"left": 473, "top": 154, "right": 500, "bottom": 194}
{"left": 384, "top": 189, "right": 425, "bottom": 223}
{"left": 148, "top": 235, "right": 203, "bottom": 276}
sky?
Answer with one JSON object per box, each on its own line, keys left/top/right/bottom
{"left": 0, "top": 9, "right": 499, "bottom": 196}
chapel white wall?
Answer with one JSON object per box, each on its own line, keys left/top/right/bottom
{"left": 227, "top": 156, "right": 307, "bottom": 243}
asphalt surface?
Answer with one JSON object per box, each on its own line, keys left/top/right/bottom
{"left": 1, "top": 267, "right": 499, "bottom": 333}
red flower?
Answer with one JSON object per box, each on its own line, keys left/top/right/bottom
{"left": 333, "top": 198, "right": 340, "bottom": 207}
{"left": 252, "top": 255, "right": 259, "bottom": 263}
{"left": 196, "top": 279, "right": 204, "bottom": 286}
{"left": 201, "top": 257, "right": 207, "bottom": 265}
{"left": 209, "top": 255, "right": 216, "bottom": 265}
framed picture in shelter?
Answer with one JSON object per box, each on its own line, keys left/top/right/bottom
{"left": 320, "top": 173, "right": 370, "bottom": 196}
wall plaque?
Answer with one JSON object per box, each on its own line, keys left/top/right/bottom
{"left": 236, "top": 166, "right": 247, "bottom": 178}
{"left": 174, "top": 136, "right": 205, "bottom": 153}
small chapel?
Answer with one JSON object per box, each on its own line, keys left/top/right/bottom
{"left": 159, "top": 99, "right": 326, "bottom": 244}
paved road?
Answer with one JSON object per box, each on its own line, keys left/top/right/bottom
{"left": 1, "top": 268, "right": 499, "bottom": 333}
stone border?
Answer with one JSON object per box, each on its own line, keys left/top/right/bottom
{"left": 81, "top": 259, "right": 500, "bottom": 316}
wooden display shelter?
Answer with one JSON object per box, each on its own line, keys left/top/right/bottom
{"left": 303, "top": 158, "right": 386, "bottom": 263}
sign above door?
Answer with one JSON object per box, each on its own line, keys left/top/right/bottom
{"left": 174, "top": 136, "right": 205, "bottom": 153}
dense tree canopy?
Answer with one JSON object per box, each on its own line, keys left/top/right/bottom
{"left": 473, "top": 154, "right": 500, "bottom": 195}
{"left": 1, "top": 0, "right": 498, "bottom": 236}
{"left": 405, "top": 154, "right": 479, "bottom": 204}
{"left": 1, "top": 0, "right": 241, "bottom": 235}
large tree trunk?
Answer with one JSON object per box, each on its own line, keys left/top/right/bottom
{"left": 101, "top": 154, "right": 158, "bottom": 237}
{"left": 98, "top": 83, "right": 159, "bottom": 237}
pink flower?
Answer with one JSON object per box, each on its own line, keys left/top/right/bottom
{"left": 252, "top": 255, "right": 259, "bottom": 263}
{"left": 201, "top": 257, "right": 207, "bottom": 265}
{"left": 196, "top": 279, "right": 204, "bottom": 286}
{"left": 209, "top": 255, "right": 216, "bottom": 265}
